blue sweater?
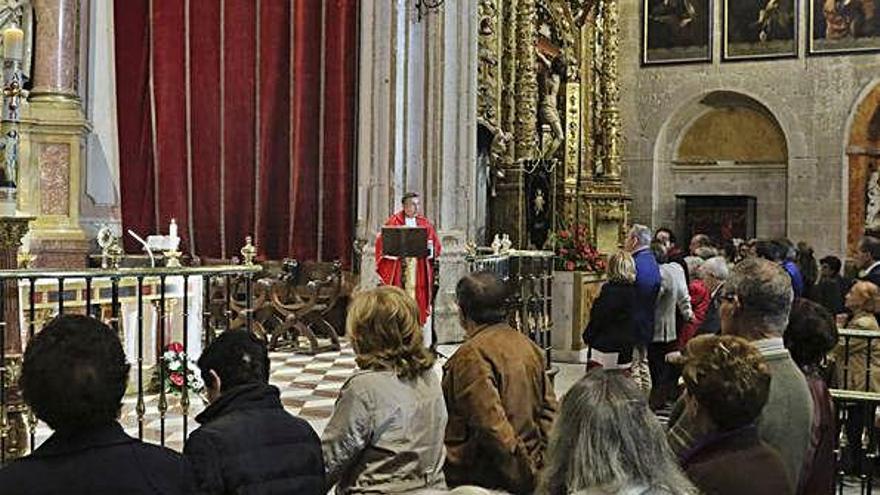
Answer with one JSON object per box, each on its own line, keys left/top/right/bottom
{"left": 782, "top": 261, "right": 804, "bottom": 298}
{"left": 632, "top": 248, "right": 661, "bottom": 345}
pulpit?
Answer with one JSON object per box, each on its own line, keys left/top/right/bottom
{"left": 381, "top": 226, "right": 428, "bottom": 302}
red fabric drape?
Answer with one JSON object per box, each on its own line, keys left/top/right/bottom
{"left": 115, "top": 0, "right": 358, "bottom": 266}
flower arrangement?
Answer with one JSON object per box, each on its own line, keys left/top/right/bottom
{"left": 548, "top": 223, "right": 605, "bottom": 272}
{"left": 151, "top": 342, "right": 205, "bottom": 395}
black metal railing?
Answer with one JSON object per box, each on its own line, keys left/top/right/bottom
{"left": 832, "top": 328, "right": 880, "bottom": 492}
{"left": 466, "top": 250, "right": 554, "bottom": 367}
{"left": 0, "top": 264, "right": 260, "bottom": 464}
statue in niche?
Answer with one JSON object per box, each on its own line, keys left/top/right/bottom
{"left": 534, "top": 188, "right": 545, "bottom": 215}
{"left": 537, "top": 51, "right": 565, "bottom": 160}
{"left": 2, "top": 129, "right": 16, "bottom": 186}
{"left": 867, "top": 166, "right": 880, "bottom": 230}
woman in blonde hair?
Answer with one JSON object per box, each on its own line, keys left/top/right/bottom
{"left": 322, "top": 286, "right": 446, "bottom": 494}
{"left": 583, "top": 251, "right": 638, "bottom": 370}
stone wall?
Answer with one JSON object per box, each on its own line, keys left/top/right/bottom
{"left": 618, "top": 0, "right": 880, "bottom": 257}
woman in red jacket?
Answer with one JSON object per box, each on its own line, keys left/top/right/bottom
{"left": 678, "top": 256, "right": 710, "bottom": 350}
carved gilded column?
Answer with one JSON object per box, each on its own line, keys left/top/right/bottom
{"left": 599, "top": 0, "right": 622, "bottom": 180}
{"left": 514, "top": 0, "right": 537, "bottom": 162}
{"left": 31, "top": 0, "right": 79, "bottom": 99}
{"left": 0, "top": 216, "right": 31, "bottom": 461}
{"left": 18, "top": 0, "right": 88, "bottom": 268}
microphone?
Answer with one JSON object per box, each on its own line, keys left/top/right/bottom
{"left": 127, "top": 229, "right": 156, "bottom": 268}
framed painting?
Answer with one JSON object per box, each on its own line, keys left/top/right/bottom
{"left": 809, "top": 0, "right": 880, "bottom": 55}
{"left": 642, "top": 0, "right": 713, "bottom": 65}
{"left": 724, "top": 0, "right": 798, "bottom": 60}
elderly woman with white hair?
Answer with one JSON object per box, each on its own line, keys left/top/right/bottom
{"left": 539, "top": 370, "right": 698, "bottom": 495}
{"left": 696, "top": 256, "right": 729, "bottom": 336}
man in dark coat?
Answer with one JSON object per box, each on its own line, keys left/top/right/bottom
{"left": 626, "top": 224, "right": 661, "bottom": 391}
{"left": 856, "top": 235, "right": 880, "bottom": 287}
{"left": 0, "top": 315, "right": 192, "bottom": 495}
{"left": 184, "top": 330, "right": 324, "bottom": 495}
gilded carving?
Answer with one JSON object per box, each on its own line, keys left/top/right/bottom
{"left": 480, "top": 0, "right": 629, "bottom": 250}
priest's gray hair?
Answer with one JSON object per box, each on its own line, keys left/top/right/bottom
{"left": 628, "top": 224, "right": 652, "bottom": 249}
{"left": 726, "top": 257, "right": 793, "bottom": 335}
{"left": 538, "top": 370, "right": 698, "bottom": 495}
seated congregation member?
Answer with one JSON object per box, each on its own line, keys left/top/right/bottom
{"left": 679, "top": 335, "right": 793, "bottom": 495}
{"left": 539, "top": 369, "right": 697, "bottom": 495}
{"left": 668, "top": 257, "right": 813, "bottom": 489}
{"left": 583, "top": 250, "right": 637, "bottom": 370}
{"left": 0, "top": 315, "right": 191, "bottom": 495}
{"left": 184, "top": 330, "right": 324, "bottom": 495}
{"left": 444, "top": 272, "right": 557, "bottom": 494}
{"left": 784, "top": 299, "right": 837, "bottom": 495}
{"left": 322, "top": 286, "right": 446, "bottom": 493}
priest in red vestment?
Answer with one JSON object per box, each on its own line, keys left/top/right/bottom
{"left": 375, "top": 192, "right": 442, "bottom": 326}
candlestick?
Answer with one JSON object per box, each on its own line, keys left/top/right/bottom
{"left": 3, "top": 25, "right": 23, "bottom": 61}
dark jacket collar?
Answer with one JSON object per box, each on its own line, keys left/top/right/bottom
{"left": 196, "top": 383, "right": 283, "bottom": 424}
{"left": 31, "top": 422, "right": 135, "bottom": 458}
{"left": 681, "top": 424, "right": 761, "bottom": 467}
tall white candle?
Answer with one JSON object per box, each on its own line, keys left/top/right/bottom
{"left": 3, "top": 25, "right": 23, "bottom": 61}
{"left": 169, "top": 218, "right": 178, "bottom": 239}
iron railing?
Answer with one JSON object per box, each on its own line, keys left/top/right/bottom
{"left": 0, "top": 264, "right": 260, "bottom": 464}
{"left": 832, "top": 328, "right": 880, "bottom": 493}
{"left": 466, "top": 250, "right": 554, "bottom": 366}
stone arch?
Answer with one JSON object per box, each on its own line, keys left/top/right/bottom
{"left": 653, "top": 90, "right": 791, "bottom": 243}
{"left": 844, "top": 80, "right": 880, "bottom": 256}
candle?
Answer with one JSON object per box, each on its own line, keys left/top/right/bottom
{"left": 3, "top": 25, "right": 23, "bottom": 61}
{"left": 169, "top": 218, "right": 178, "bottom": 239}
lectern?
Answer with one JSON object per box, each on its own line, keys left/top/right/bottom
{"left": 381, "top": 226, "right": 428, "bottom": 302}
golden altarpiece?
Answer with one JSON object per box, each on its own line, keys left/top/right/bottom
{"left": 476, "top": 0, "right": 629, "bottom": 361}
{"left": 477, "top": 0, "right": 629, "bottom": 252}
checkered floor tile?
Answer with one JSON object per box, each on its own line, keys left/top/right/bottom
{"left": 31, "top": 340, "right": 358, "bottom": 452}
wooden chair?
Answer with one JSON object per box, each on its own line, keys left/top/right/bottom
{"left": 267, "top": 259, "right": 343, "bottom": 354}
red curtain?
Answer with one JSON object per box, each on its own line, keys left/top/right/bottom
{"left": 115, "top": 0, "right": 357, "bottom": 266}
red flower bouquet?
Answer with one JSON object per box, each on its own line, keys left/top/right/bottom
{"left": 548, "top": 223, "right": 605, "bottom": 272}
{"left": 150, "top": 342, "right": 204, "bottom": 395}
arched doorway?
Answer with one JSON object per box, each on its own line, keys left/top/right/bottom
{"left": 655, "top": 91, "right": 789, "bottom": 244}
{"left": 846, "top": 82, "right": 880, "bottom": 257}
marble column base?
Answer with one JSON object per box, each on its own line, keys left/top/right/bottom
{"left": 26, "top": 236, "right": 89, "bottom": 269}
{"left": 433, "top": 244, "right": 468, "bottom": 344}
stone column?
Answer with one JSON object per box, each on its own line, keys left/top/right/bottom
{"left": 17, "top": 0, "right": 89, "bottom": 268}
{"left": 355, "top": 0, "right": 479, "bottom": 343}
{"left": 354, "top": 0, "right": 399, "bottom": 289}
{"left": 31, "top": 0, "right": 80, "bottom": 99}
{"left": 431, "top": 0, "right": 478, "bottom": 344}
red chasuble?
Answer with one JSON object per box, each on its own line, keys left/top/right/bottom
{"left": 375, "top": 211, "right": 442, "bottom": 325}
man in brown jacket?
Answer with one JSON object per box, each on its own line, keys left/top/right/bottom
{"left": 442, "top": 272, "right": 557, "bottom": 495}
